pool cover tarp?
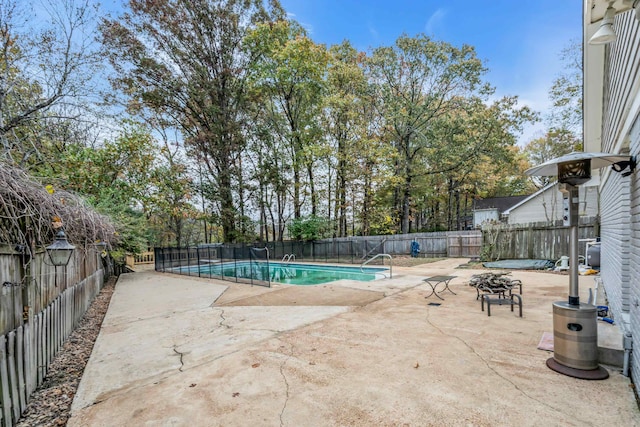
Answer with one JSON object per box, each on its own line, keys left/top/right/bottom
{"left": 482, "top": 259, "right": 554, "bottom": 270}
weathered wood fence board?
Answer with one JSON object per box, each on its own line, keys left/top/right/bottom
{"left": 14, "top": 330, "right": 24, "bottom": 415}
{"left": 447, "top": 233, "right": 483, "bottom": 257}
{"left": 0, "top": 334, "right": 10, "bottom": 427}
{"left": 481, "top": 219, "right": 598, "bottom": 261}
{"left": 322, "top": 231, "right": 481, "bottom": 258}
{"left": 6, "top": 333, "right": 17, "bottom": 423}
{"left": 0, "top": 246, "right": 106, "bottom": 427}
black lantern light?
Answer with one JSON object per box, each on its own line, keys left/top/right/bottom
{"left": 46, "top": 229, "right": 75, "bottom": 266}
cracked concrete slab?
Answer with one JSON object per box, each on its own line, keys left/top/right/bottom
{"left": 68, "top": 260, "right": 640, "bottom": 426}
{"left": 70, "top": 272, "right": 350, "bottom": 413}
{"left": 216, "top": 283, "right": 385, "bottom": 306}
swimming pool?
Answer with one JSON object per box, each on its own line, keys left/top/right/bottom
{"left": 176, "top": 261, "right": 388, "bottom": 285}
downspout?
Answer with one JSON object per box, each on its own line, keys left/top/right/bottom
{"left": 623, "top": 332, "right": 633, "bottom": 377}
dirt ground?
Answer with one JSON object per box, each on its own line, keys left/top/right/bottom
{"left": 67, "top": 259, "right": 640, "bottom": 426}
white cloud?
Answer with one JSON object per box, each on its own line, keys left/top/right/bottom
{"left": 299, "top": 21, "right": 314, "bottom": 36}
{"left": 368, "top": 22, "right": 379, "bottom": 39}
{"left": 425, "top": 8, "right": 447, "bottom": 35}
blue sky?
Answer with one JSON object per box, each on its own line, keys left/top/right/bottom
{"left": 280, "top": 0, "right": 583, "bottom": 143}
{"left": 96, "top": 0, "right": 583, "bottom": 143}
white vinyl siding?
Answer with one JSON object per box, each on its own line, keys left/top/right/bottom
{"left": 585, "top": 5, "right": 640, "bottom": 388}
{"left": 602, "top": 13, "right": 640, "bottom": 153}
{"left": 627, "top": 112, "right": 640, "bottom": 383}
{"left": 507, "top": 185, "right": 598, "bottom": 225}
{"left": 473, "top": 209, "right": 499, "bottom": 228}
{"left": 600, "top": 172, "right": 631, "bottom": 314}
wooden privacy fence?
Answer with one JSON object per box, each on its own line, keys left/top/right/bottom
{"left": 447, "top": 232, "right": 483, "bottom": 258}
{"left": 0, "top": 246, "right": 107, "bottom": 427}
{"left": 325, "top": 230, "right": 482, "bottom": 258}
{"left": 481, "top": 218, "right": 598, "bottom": 261}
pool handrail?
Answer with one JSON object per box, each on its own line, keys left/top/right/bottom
{"left": 361, "top": 254, "right": 392, "bottom": 278}
{"left": 361, "top": 238, "right": 387, "bottom": 260}
{"left": 282, "top": 253, "right": 296, "bottom": 264}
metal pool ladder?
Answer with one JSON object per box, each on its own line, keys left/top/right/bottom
{"left": 361, "top": 254, "right": 392, "bottom": 278}
{"left": 282, "top": 253, "right": 296, "bottom": 264}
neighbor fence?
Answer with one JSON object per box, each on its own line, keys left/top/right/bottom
{"left": 480, "top": 217, "right": 599, "bottom": 261}
{"left": 322, "top": 231, "right": 482, "bottom": 259}
{"left": 0, "top": 245, "right": 109, "bottom": 427}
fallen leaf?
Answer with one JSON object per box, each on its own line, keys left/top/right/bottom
{"left": 252, "top": 363, "right": 260, "bottom": 368}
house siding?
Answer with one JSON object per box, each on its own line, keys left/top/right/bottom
{"left": 600, "top": 172, "right": 631, "bottom": 314}
{"left": 602, "top": 13, "right": 640, "bottom": 153}
{"left": 473, "top": 208, "right": 499, "bottom": 228}
{"left": 507, "top": 185, "right": 598, "bottom": 225}
{"left": 629, "top": 116, "right": 640, "bottom": 384}
{"left": 595, "top": 9, "right": 640, "bottom": 385}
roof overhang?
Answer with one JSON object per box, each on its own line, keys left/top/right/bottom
{"left": 583, "top": 1, "right": 611, "bottom": 153}
{"left": 586, "top": 0, "right": 635, "bottom": 23}
{"left": 584, "top": 1, "right": 640, "bottom": 157}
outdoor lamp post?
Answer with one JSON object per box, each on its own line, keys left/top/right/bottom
{"left": 526, "top": 151, "right": 634, "bottom": 380}
{"left": 46, "top": 229, "right": 76, "bottom": 266}
{"left": 46, "top": 228, "right": 75, "bottom": 289}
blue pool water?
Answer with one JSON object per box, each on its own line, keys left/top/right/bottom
{"left": 176, "top": 261, "right": 388, "bottom": 285}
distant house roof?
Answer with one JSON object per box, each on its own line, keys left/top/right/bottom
{"left": 473, "top": 195, "right": 529, "bottom": 213}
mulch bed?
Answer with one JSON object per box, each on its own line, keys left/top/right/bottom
{"left": 15, "top": 277, "right": 117, "bottom": 426}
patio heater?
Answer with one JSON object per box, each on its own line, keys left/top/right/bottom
{"left": 526, "top": 152, "right": 633, "bottom": 380}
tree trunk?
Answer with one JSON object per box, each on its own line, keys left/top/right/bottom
{"left": 361, "top": 160, "right": 373, "bottom": 236}
{"left": 237, "top": 156, "right": 246, "bottom": 239}
{"left": 401, "top": 166, "right": 412, "bottom": 234}
{"left": 455, "top": 190, "right": 460, "bottom": 231}
{"left": 218, "top": 166, "right": 236, "bottom": 242}
{"left": 339, "top": 176, "right": 347, "bottom": 237}
{"left": 293, "top": 162, "right": 302, "bottom": 219}
{"left": 307, "top": 162, "right": 317, "bottom": 216}
{"left": 277, "top": 185, "right": 286, "bottom": 241}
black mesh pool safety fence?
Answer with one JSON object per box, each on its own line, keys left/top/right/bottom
{"left": 154, "top": 240, "right": 395, "bottom": 286}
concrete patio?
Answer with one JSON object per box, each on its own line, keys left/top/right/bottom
{"left": 68, "top": 259, "right": 639, "bottom": 426}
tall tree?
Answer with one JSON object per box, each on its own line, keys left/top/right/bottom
{"left": 101, "top": 0, "right": 284, "bottom": 242}
{"left": 148, "top": 131, "right": 196, "bottom": 247}
{"left": 51, "top": 123, "right": 158, "bottom": 252}
{"left": 548, "top": 40, "right": 582, "bottom": 137}
{"left": 244, "top": 117, "right": 291, "bottom": 241}
{"left": 432, "top": 96, "right": 536, "bottom": 229}
{"left": 0, "top": 0, "right": 102, "bottom": 169}
{"left": 324, "top": 41, "right": 367, "bottom": 237}
{"left": 245, "top": 19, "right": 329, "bottom": 219}
{"left": 367, "top": 34, "right": 486, "bottom": 233}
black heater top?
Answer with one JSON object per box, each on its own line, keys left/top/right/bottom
{"left": 558, "top": 159, "right": 591, "bottom": 186}
{"left": 525, "top": 151, "right": 631, "bottom": 177}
